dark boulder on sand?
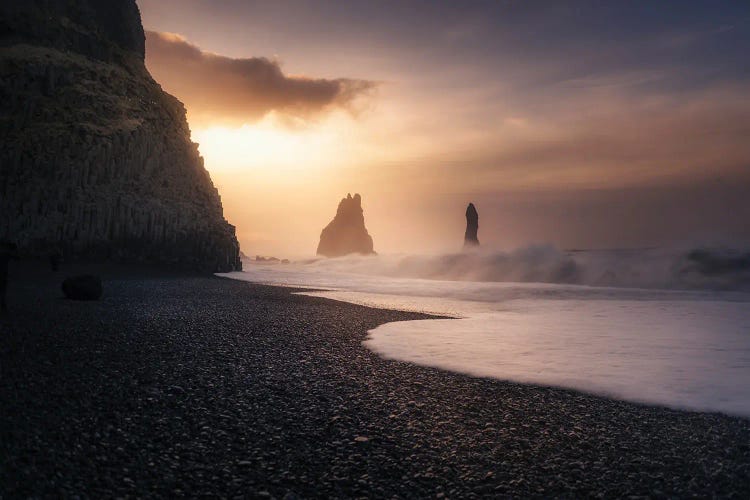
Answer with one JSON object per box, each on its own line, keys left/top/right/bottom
{"left": 464, "top": 202, "right": 479, "bottom": 247}
{"left": 317, "top": 193, "right": 375, "bottom": 257}
{"left": 62, "top": 275, "right": 103, "bottom": 301}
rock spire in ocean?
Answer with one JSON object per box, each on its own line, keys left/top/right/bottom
{"left": 0, "top": 0, "right": 241, "bottom": 271}
{"left": 464, "top": 203, "right": 479, "bottom": 247}
{"left": 317, "top": 193, "right": 375, "bottom": 257}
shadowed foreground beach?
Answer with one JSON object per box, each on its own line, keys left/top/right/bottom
{"left": 1, "top": 273, "right": 749, "bottom": 498}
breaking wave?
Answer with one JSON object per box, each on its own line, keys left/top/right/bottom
{"left": 224, "top": 245, "right": 750, "bottom": 416}
{"left": 299, "top": 245, "right": 750, "bottom": 291}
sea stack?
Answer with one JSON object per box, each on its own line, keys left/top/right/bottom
{"left": 0, "top": 0, "right": 241, "bottom": 272}
{"left": 317, "top": 194, "right": 375, "bottom": 257}
{"left": 464, "top": 203, "right": 480, "bottom": 247}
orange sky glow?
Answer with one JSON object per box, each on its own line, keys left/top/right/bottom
{"left": 137, "top": 0, "right": 750, "bottom": 257}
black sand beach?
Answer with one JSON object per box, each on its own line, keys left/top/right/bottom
{"left": 1, "top": 271, "right": 749, "bottom": 498}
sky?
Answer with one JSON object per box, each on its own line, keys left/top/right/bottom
{"left": 136, "top": 0, "right": 750, "bottom": 257}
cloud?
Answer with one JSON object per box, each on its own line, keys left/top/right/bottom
{"left": 144, "top": 31, "right": 376, "bottom": 126}
{"left": 373, "top": 77, "right": 750, "bottom": 195}
{"left": 484, "top": 85, "right": 750, "bottom": 188}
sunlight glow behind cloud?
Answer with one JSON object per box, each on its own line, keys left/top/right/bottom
{"left": 138, "top": 0, "right": 750, "bottom": 256}
{"left": 193, "top": 118, "right": 338, "bottom": 174}
{"left": 145, "top": 30, "right": 375, "bottom": 126}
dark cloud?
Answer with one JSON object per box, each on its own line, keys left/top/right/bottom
{"left": 144, "top": 31, "right": 375, "bottom": 125}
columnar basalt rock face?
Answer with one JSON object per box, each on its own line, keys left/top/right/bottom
{"left": 464, "top": 203, "right": 479, "bottom": 247}
{"left": 0, "top": 0, "right": 241, "bottom": 271}
{"left": 317, "top": 194, "right": 375, "bottom": 257}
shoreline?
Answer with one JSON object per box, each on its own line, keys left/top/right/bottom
{"left": 223, "top": 270, "right": 750, "bottom": 420}
{"left": 1, "top": 272, "right": 749, "bottom": 497}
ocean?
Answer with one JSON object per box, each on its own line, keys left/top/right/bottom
{"left": 219, "top": 247, "right": 750, "bottom": 417}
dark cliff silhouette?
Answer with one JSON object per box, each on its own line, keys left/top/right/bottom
{"left": 0, "top": 0, "right": 241, "bottom": 272}
{"left": 464, "top": 203, "right": 480, "bottom": 247}
{"left": 317, "top": 194, "right": 375, "bottom": 257}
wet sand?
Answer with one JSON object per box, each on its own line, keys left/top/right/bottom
{"left": 1, "top": 269, "right": 748, "bottom": 497}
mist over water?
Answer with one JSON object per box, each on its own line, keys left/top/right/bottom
{"left": 220, "top": 245, "right": 750, "bottom": 417}
{"left": 300, "top": 245, "right": 750, "bottom": 291}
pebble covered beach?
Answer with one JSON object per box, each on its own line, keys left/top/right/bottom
{"left": 1, "top": 272, "right": 749, "bottom": 498}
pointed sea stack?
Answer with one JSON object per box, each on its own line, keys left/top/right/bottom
{"left": 0, "top": 0, "right": 241, "bottom": 272}
{"left": 317, "top": 194, "right": 375, "bottom": 257}
{"left": 464, "top": 203, "right": 479, "bottom": 247}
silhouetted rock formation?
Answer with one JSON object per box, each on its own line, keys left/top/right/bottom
{"left": 317, "top": 194, "right": 375, "bottom": 257}
{"left": 464, "top": 203, "right": 479, "bottom": 247}
{"left": 0, "top": 0, "right": 241, "bottom": 272}
{"left": 62, "top": 275, "right": 103, "bottom": 301}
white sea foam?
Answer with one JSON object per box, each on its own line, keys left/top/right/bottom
{"left": 219, "top": 248, "right": 750, "bottom": 417}
{"left": 287, "top": 246, "right": 750, "bottom": 290}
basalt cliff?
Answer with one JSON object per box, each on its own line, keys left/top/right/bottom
{"left": 0, "top": 0, "right": 241, "bottom": 271}
{"left": 317, "top": 193, "right": 375, "bottom": 257}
